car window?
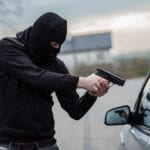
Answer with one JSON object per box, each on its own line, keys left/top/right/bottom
{"left": 138, "top": 77, "right": 150, "bottom": 131}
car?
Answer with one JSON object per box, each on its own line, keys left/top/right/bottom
{"left": 104, "top": 72, "right": 150, "bottom": 150}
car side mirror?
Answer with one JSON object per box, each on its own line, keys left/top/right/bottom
{"left": 105, "top": 105, "right": 131, "bottom": 125}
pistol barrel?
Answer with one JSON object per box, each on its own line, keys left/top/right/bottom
{"left": 95, "top": 69, "right": 125, "bottom": 86}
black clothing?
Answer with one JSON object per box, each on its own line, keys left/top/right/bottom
{"left": 0, "top": 142, "right": 59, "bottom": 150}
{"left": 27, "top": 12, "right": 67, "bottom": 66}
{"left": 0, "top": 12, "right": 97, "bottom": 144}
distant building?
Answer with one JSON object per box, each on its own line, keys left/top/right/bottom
{"left": 59, "top": 32, "right": 112, "bottom": 69}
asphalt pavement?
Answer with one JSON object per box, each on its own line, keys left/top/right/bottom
{"left": 52, "top": 77, "right": 145, "bottom": 150}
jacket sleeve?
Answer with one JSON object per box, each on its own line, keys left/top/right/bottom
{"left": 55, "top": 59, "right": 97, "bottom": 120}
{"left": 55, "top": 90, "right": 97, "bottom": 120}
{"left": 0, "top": 41, "right": 79, "bottom": 90}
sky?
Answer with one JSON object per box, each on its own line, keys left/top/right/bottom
{"left": 0, "top": 0, "right": 150, "bottom": 54}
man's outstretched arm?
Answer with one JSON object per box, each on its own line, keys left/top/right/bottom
{"left": 0, "top": 40, "right": 109, "bottom": 93}
{"left": 0, "top": 41, "right": 79, "bottom": 90}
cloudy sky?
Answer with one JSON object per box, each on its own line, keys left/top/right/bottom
{"left": 1, "top": 0, "right": 150, "bottom": 53}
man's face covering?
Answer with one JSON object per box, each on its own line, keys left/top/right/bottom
{"left": 28, "top": 12, "right": 67, "bottom": 66}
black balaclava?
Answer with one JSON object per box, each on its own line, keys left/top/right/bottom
{"left": 28, "top": 12, "right": 67, "bottom": 66}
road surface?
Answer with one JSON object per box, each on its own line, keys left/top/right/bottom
{"left": 52, "top": 77, "right": 145, "bottom": 150}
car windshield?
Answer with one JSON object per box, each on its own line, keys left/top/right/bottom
{"left": 140, "top": 79, "right": 150, "bottom": 109}
{"left": 139, "top": 77, "right": 150, "bottom": 130}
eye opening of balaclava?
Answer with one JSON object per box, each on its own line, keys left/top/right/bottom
{"left": 28, "top": 12, "right": 67, "bottom": 66}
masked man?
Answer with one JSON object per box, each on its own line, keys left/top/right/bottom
{"left": 0, "top": 12, "right": 109, "bottom": 150}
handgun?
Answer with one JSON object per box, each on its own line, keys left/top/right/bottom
{"left": 95, "top": 69, "right": 125, "bottom": 86}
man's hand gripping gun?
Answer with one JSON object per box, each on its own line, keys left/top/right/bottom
{"left": 95, "top": 69, "right": 125, "bottom": 87}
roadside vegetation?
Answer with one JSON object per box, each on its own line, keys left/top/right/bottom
{"left": 73, "top": 57, "right": 150, "bottom": 79}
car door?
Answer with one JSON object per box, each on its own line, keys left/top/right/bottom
{"left": 120, "top": 76, "right": 150, "bottom": 150}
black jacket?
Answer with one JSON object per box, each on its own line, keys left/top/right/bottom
{"left": 0, "top": 34, "right": 97, "bottom": 142}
